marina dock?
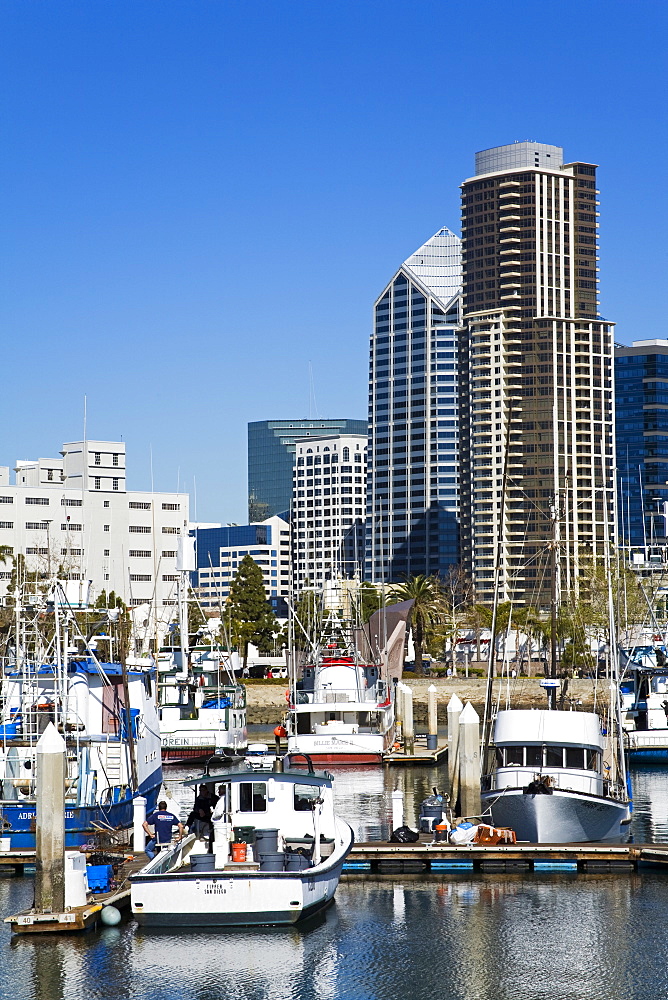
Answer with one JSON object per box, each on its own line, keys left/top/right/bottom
{"left": 345, "top": 841, "right": 668, "bottom": 873}
{"left": 3, "top": 853, "right": 145, "bottom": 934}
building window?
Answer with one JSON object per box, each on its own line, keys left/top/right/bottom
{"left": 104, "top": 500, "right": 110, "bottom": 507}
{"left": 26, "top": 497, "right": 49, "bottom": 505}
{"left": 94, "top": 478, "right": 101, "bottom": 490}
{"left": 162, "top": 503, "right": 180, "bottom": 511}
{"left": 26, "top": 521, "right": 49, "bottom": 530}
{"left": 129, "top": 574, "right": 152, "bottom": 582}
{"left": 113, "top": 479, "right": 119, "bottom": 491}
{"left": 47, "top": 470, "right": 53, "bottom": 481}
{"left": 129, "top": 502, "right": 151, "bottom": 510}
{"left": 162, "top": 526, "right": 179, "bottom": 534}
{"left": 94, "top": 453, "right": 101, "bottom": 466}
{"left": 0, "top": 497, "right": 13, "bottom": 504}
{"left": 61, "top": 498, "right": 82, "bottom": 506}
{"left": 162, "top": 550, "right": 176, "bottom": 557}
{"left": 0, "top": 521, "right": 13, "bottom": 529}
{"left": 104, "top": 524, "right": 110, "bottom": 532}
{"left": 129, "top": 549, "right": 152, "bottom": 557}
{"left": 104, "top": 549, "right": 110, "bottom": 556}
{"left": 129, "top": 526, "right": 151, "bottom": 533}
{"left": 112, "top": 454, "right": 119, "bottom": 467}
{"left": 162, "top": 574, "right": 178, "bottom": 581}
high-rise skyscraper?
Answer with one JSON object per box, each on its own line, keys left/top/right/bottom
{"left": 616, "top": 339, "right": 668, "bottom": 557}
{"left": 247, "top": 419, "right": 367, "bottom": 522}
{"left": 459, "top": 142, "right": 615, "bottom": 606}
{"left": 367, "top": 228, "right": 462, "bottom": 582}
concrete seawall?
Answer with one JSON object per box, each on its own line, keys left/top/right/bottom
{"left": 243, "top": 677, "right": 600, "bottom": 726}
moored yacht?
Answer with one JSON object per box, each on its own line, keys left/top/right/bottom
{"left": 481, "top": 709, "right": 631, "bottom": 843}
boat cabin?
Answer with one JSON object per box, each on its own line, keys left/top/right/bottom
{"left": 187, "top": 766, "right": 338, "bottom": 852}
{"left": 484, "top": 710, "right": 607, "bottom": 797}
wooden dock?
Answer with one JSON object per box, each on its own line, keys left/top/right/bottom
{"left": 345, "top": 841, "right": 668, "bottom": 873}
{"left": 383, "top": 739, "right": 448, "bottom": 765}
{"left": 3, "top": 853, "right": 145, "bottom": 934}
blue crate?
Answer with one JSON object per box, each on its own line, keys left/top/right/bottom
{"left": 86, "top": 863, "right": 113, "bottom": 892}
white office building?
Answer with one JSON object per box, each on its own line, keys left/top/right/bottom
{"left": 0, "top": 440, "right": 189, "bottom": 622}
{"left": 293, "top": 433, "right": 367, "bottom": 590}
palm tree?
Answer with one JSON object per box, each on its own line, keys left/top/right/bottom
{"left": 391, "top": 575, "right": 443, "bottom": 675}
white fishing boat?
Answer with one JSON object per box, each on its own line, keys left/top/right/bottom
{"left": 284, "top": 596, "right": 410, "bottom": 765}
{"left": 481, "top": 709, "right": 631, "bottom": 842}
{"left": 619, "top": 646, "right": 668, "bottom": 762}
{"left": 157, "top": 550, "right": 247, "bottom": 764}
{"left": 479, "top": 492, "right": 630, "bottom": 843}
{"left": 130, "top": 757, "right": 354, "bottom": 926}
{"left": 0, "top": 587, "right": 162, "bottom": 849}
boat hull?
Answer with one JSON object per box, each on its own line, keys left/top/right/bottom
{"left": 131, "top": 826, "right": 354, "bottom": 927}
{"left": 0, "top": 768, "right": 162, "bottom": 849}
{"left": 481, "top": 786, "right": 630, "bottom": 843}
{"left": 287, "top": 732, "right": 390, "bottom": 766}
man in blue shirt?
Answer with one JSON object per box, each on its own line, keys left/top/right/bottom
{"left": 143, "top": 801, "right": 185, "bottom": 859}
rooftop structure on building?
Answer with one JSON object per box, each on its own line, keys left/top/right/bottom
{"left": 248, "top": 419, "right": 367, "bottom": 522}
{"left": 367, "top": 227, "right": 462, "bottom": 582}
{"left": 459, "top": 141, "right": 614, "bottom": 606}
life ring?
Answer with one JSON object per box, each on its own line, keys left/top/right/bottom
{"left": 285, "top": 690, "right": 291, "bottom": 704}
{"left": 274, "top": 725, "right": 287, "bottom": 738}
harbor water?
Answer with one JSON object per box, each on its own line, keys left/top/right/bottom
{"left": 2, "top": 747, "right": 668, "bottom": 999}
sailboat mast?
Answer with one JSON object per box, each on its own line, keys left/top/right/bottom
{"left": 549, "top": 497, "right": 558, "bottom": 711}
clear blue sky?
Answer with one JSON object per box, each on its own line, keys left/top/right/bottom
{"left": 1, "top": 0, "right": 665, "bottom": 521}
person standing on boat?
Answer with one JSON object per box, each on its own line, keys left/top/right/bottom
{"left": 143, "top": 801, "right": 185, "bottom": 859}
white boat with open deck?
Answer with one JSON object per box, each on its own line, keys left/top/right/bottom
{"left": 481, "top": 708, "right": 631, "bottom": 842}
{"left": 284, "top": 594, "right": 411, "bottom": 765}
{"left": 130, "top": 755, "right": 354, "bottom": 926}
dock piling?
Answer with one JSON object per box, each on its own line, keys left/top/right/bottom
{"left": 391, "top": 789, "right": 404, "bottom": 832}
{"left": 133, "top": 795, "right": 147, "bottom": 853}
{"left": 447, "top": 694, "right": 463, "bottom": 794}
{"left": 35, "top": 723, "right": 67, "bottom": 914}
{"left": 403, "top": 685, "right": 414, "bottom": 755}
{"left": 458, "top": 701, "right": 481, "bottom": 820}
{"left": 427, "top": 685, "right": 438, "bottom": 748}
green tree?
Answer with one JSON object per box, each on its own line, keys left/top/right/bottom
{"left": 226, "top": 555, "right": 278, "bottom": 668}
{"left": 390, "top": 574, "right": 443, "bottom": 675}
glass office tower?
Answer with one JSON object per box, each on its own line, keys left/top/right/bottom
{"left": 367, "top": 227, "right": 462, "bottom": 582}
{"left": 248, "top": 419, "right": 367, "bottom": 521}
{"left": 616, "top": 340, "right": 668, "bottom": 555}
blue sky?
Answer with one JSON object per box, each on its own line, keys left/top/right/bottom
{"left": 1, "top": 0, "right": 666, "bottom": 521}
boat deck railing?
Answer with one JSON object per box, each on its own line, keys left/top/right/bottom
{"left": 294, "top": 684, "right": 389, "bottom": 707}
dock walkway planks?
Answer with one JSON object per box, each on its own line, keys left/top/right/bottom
{"left": 346, "top": 841, "right": 668, "bottom": 873}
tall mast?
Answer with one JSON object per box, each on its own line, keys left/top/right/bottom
{"left": 548, "top": 496, "right": 558, "bottom": 711}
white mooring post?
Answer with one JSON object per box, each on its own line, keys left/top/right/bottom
{"left": 447, "top": 693, "right": 463, "bottom": 792}
{"left": 133, "top": 795, "right": 147, "bottom": 852}
{"left": 403, "top": 685, "right": 414, "bottom": 755}
{"left": 458, "top": 701, "right": 481, "bottom": 820}
{"left": 391, "top": 789, "right": 404, "bottom": 832}
{"left": 35, "top": 722, "right": 67, "bottom": 914}
{"left": 427, "top": 684, "right": 438, "bottom": 744}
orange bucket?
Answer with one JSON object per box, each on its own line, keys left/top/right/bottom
{"left": 231, "top": 842, "right": 247, "bottom": 863}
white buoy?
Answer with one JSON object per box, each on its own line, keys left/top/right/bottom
{"left": 458, "top": 701, "right": 481, "bottom": 820}
{"left": 35, "top": 722, "right": 66, "bottom": 914}
{"left": 391, "top": 789, "right": 404, "bottom": 832}
{"left": 133, "top": 795, "right": 147, "bottom": 853}
{"left": 100, "top": 905, "right": 122, "bottom": 926}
